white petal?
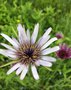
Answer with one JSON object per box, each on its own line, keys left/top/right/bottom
{"left": 37, "top": 27, "right": 52, "bottom": 47}
{"left": 16, "top": 65, "right": 24, "bottom": 75}
{"left": 41, "top": 48, "right": 51, "bottom": 55}
{"left": 42, "top": 46, "right": 60, "bottom": 55}
{"left": 20, "top": 65, "right": 28, "bottom": 80}
{"left": 17, "top": 24, "right": 28, "bottom": 43}
{"left": 31, "top": 65, "right": 39, "bottom": 80}
{"left": 41, "top": 56, "right": 56, "bottom": 62}
{"left": 1, "top": 33, "right": 18, "bottom": 48}
{"left": 35, "top": 60, "right": 40, "bottom": 66}
{"left": 43, "top": 27, "right": 52, "bottom": 37}
{"left": 39, "top": 60, "right": 52, "bottom": 67}
{"left": 7, "top": 63, "right": 21, "bottom": 75}
{"left": 31, "top": 23, "right": 39, "bottom": 44}
{"left": 0, "top": 49, "right": 17, "bottom": 59}
{"left": 41, "top": 37, "right": 57, "bottom": 50}
{"left": 12, "top": 38, "right": 20, "bottom": 46}
{"left": 0, "top": 43, "right": 16, "bottom": 52}
{"left": 26, "top": 29, "right": 30, "bottom": 41}
{"left": 37, "top": 35, "right": 50, "bottom": 47}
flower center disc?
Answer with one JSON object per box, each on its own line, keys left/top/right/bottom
{"left": 16, "top": 44, "right": 41, "bottom": 64}
{"left": 25, "top": 48, "right": 34, "bottom": 57}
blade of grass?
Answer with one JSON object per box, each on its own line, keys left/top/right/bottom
{"left": 45, "top": 67, "right": 52, "bottom": 71}
{"left": 0, "top": 60, "right": 18, "bottom": 68}
{"left": 11, "top": 27, "right": 18, "bottom": 38}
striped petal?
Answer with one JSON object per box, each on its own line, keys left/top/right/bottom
{"left": 20, "top": 65, "right": 28, "bottom": 80}
{"left": 31, "top": 65, "right": 39, "bottom": 80}
{"left": 37, "top": 27, "right": 52, "bottom": 47}
{"left": 31, "top": 23, "right": 39, "bottom": 44}
{"left": 39, "top": 60, "right": 52, "bottom": 67}
{"left": 42, "top": 46, "right": 60, "bottom": 55}
{"left": 17, "top": 24, "right": 28, "bottom": 43}
{"left": 0, "top": 49, "right": 17, "bottom": 59}
{"left": 12, "top": 38, "right": 20, "bottom": 46}
{"left": 41, "top": 56, "right": 56, "bottom": 62}
{"left": 16, "top": 64, "right": 24, "bottom": 75}
{"left": 0, "top": 43, "right": 16, "bottom": 52}
{"left": 7, "top": 63, "right": 21, "bottom": 75}
{"left": 37, "top": 35, "right": 50, "bottom": 47}
{"left": 43, "top": 27, "right": 52, "bottom": 37}
{"left": 26, "top": 29, "right": 30, "bottom": 41}
{"left": 35, "top": 60, "right": 40, "bottom": 66}
{"left": 41, "top": 37, "right": 57, "bottom": 50}
{"left": 1, "top": 33, "right": 18, "bottom": 48}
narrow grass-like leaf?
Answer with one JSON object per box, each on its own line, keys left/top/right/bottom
{"left": 11, "top": 27, "right": 18, "bottom": 38}
{"left": 45, "top": 67, "right": 52, "bottom": 71}
{"left": 0, "top": 60, "right": 18, "bottom": 68}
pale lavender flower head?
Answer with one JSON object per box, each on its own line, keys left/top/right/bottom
{"left": 56, "top": 44, "right": 71, "bottom": 59}
{"left": 56, "top": 32, "right": 63, "bottom": 39}
{"left": 0, "top": 23, "right": 59, "bottom": 80}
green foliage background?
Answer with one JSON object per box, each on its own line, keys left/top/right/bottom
{"left": 0, "top": 0, "right": 71, "bottom": 90}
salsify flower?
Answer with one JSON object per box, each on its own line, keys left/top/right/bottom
{"left": 56, "top": 44, "right": 71, "bottom": 59}
{"left": 0, "top": 23, "right": 59, "bottom": 80}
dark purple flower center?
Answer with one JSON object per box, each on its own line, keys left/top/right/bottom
{"left": 24, "top": 48, "right": 34, "bottom": 57}
{"left": 58, "top": 50, "right": 68, "bottom": 59}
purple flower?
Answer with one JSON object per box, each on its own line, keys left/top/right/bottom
{"left": 56, "top": 44, "right": 71, "bottom": 59}
{"left": 56, "top": 32, "right": 63, "bottom": 39}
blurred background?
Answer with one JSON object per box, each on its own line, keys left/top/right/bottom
{"left": 0, "top": 0, "right": 71, "bottom": 90}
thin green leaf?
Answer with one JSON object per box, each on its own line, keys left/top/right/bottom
{"left": 0, "top": 60, "right": 18, "bottom": 68}
{"left": 12, "top": 27, "right": 18, "bottom": 38}
{"left": 45, "top": 67, "right": 52, "bottom": 71}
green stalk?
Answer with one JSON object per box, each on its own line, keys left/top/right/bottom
{"left": 0, "top": 60, "right": 18, "bottom": 68}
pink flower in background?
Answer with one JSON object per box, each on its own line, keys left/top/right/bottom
{"left": 56, "top": 32, "right": 63, "bottom": 39}
{"left": 56, "top": 44, "right": 71, "bottom": 59}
